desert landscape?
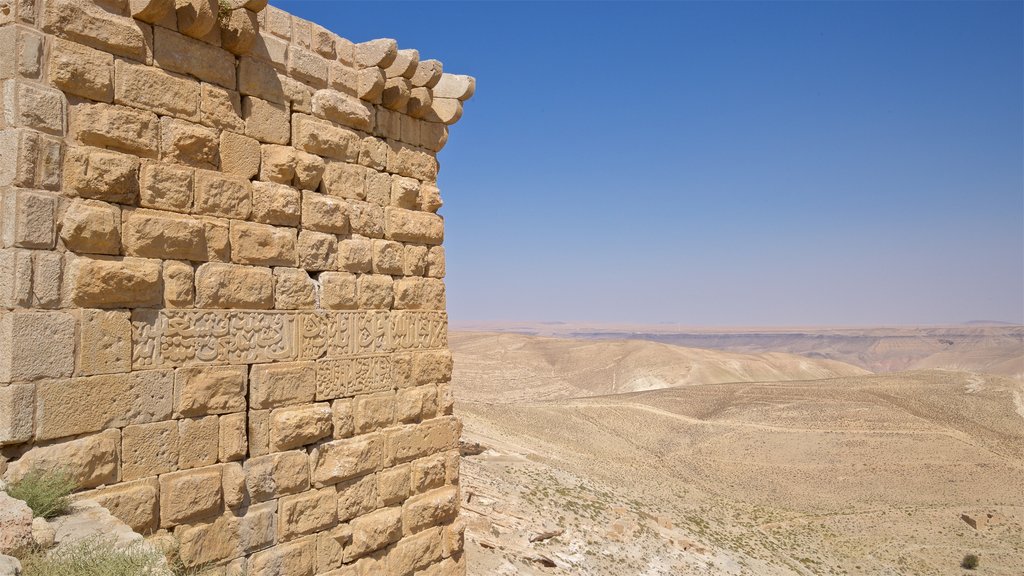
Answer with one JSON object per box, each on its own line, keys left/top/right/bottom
{"left": 452, "top": 328, "right": 1024, "bottom": 575}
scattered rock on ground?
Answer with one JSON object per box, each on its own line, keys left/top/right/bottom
{"left": 0, "top": 492, "right": 33, "bottom": 556}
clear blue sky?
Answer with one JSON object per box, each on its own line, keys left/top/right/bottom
{"left": 279, "top": 1, "right": 1024, "bottom": 326}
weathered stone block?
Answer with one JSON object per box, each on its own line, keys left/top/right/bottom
{"left": 244, "top": 450, "right": 310, "bottom": 502}
{"left": 0, "top": 311, "right": 75, "bottom": 383}
{"left": 178, "top": 415, "right": 219, "bottom": 469}
{"left": 396, "top": 385, "right": 437, "bottom": 424}
{"left": 60, "top": 199, "right": 120, "bottom": 255}
{"left": 320, "top": 272, "right": 357, "bottom": 310}
{"left": 274, "top": 267, "right": 316, "bottom": 309}
{"left": 278, "top": 487, "right": 337, "bottom": 540}
{"left": 153, "top": 26, "right": 235, "bottom": 89}
{"left": 41, "top": 0, "right": 149, "bottom": 61}
{"left": 301, "top": 191, "right": 348, "bottom": 234}
{"left": 0, "top": 384, "right": 33, "bottom": 445}
{"left": 338, "top": 238, "right": 372, "bottom": 273}
{"left": 403, "top": 486, "right": 458, "bottom": 535}
{"left": 292, "top": 114, "right": 359, "bottom": 161}
{"left": 390, "top": 527, "right": 443, "bottom": 576}
{"left": 321, "top": 162, "right": 367, "bottom": 200}
{"left": 193, "top": 170, "right": 252, "bottom": 220}
{"left": 250, "top": 362, "right": 316, "bottom": 409}
{"left": 140, "top": 162, "right": 193, "bottom": 213}
{"left": 354, "top": 392, "right": 395, "bottom": 434}
{"left": 1, "top": 189, "right": 56, "bottom": 249}
{"left": 114, "top": 60, "right": 199, "bottom": 120}
{"left": 412, "top": 350, "right": 454, "bottom": 385}
{"left": 426, "top": 246, "right": 445, "bottom": 278}
{"left": 0, "top": 249, "right": 33, "bottom": 309}
{"left": 76, "top": 308, "right": 131, "bottom": 376}
{"left": 316, "top": 523, "right": 352, "bottom": 573}
{"left": 219, "top": 412, "right": 248, "bottom": 463}
{"left": 357, "top": 274, "right": 394, "bottom": 310}
{"left": 243, "top": 96, "right": 290, "bottom": 145}
{"left": 354, "top": 38, "right": 397, "bottom": 69}
{"left": 385, "top": 206, "right": 444, "bottom": 245}
{"left": 2, "top": 79, "right": 65, "bottom": 136}
{"left": 288, "top": 45, "right": 329, "bottom": 87}
{"left": 347, "top": 201, "right": 384, "bottom": 238}
{"left": 346, "top": 506, "right": 401, "bottom": 561}
{"left": 331, "top": 399, "right": 355, "bottom": 439}
{"left": 77, "top": 478, "right": 160, "bottom": 534}
{"left": 381, "top": 77, "right": 410, "bottom": 113}
{"left": 121, "top": 420, "right": 178, "bottom": 480}
{"left": 220, "top": 131, "right": 261, "bottom": 180}
{"left": 229, "top": 221, "right": 296, "bottom": 267}
{"left": 5, "top": 429, "right": 120, "bottom": 489}
{"left": 296, "top": 230, "right": 337, "bottom": 272}
{"left": 200, "top": 83, "right": 244, "bottom": 131}
{"left": 159, "top": 464, "right": 224, "bottom": 527}
{"left": 248, "top": 536, "right": 315, "bottom": 576}
{"left": 238, "top": 56, "right": 286, "bottom": 104}
{"left": 163, "top": 260, "right": 195, "bottom": 307}
{"left": 122, "top": 208, "right": 208, "bottom": 261}
{"left": 384, "top": 416, "right": 460, "bottom": 466}
{"left": 309, "top": 433, "right": 383, "bottom": 487}
{"left": 386, "top": 142, "right": 438, "bottom": 181}
{"left": 260, "top": 144, "right": 296, "bottom": 184}
{"left": 270, "top": 403, "right": 332, "bottom": 451}
{"left": 251, "top": 182, "right": 300, "bottom": 226}
{"left": 0, "top": 24, "right": 42, "bottom": 81}
{"left": 312, "top": 89, "right": 373, "bottom": 131}
{"left": 161, "top": 117, "right": 219, "bottom": 170}
{"left": 377, "top": 464, "right": 411, "bottom": 507}
{"left": 176, "top": 0, "right": 218, "bottom": 39}
{"left": 30, "top": 251, "right": 62, "bottom": 310}
{"left": 175, "top": 365, "right": 248, "bottom": 417}
{"left": 47, "top": 38, "right": 113, "bottom": 102}
{"left": 63, "top": 147, "right": 140, "bottom": 204}
{"left": 403, "top": 245, "right": 428, "bottom": 276}
{"left": 69, "top": 102, "right": 159, "bottom": 158}
{"left": 393, "top": 277, "right": 446, "bottom": 310}
{"left": 64, "top": 255, "right": 162, "bottom": 308}
{"left": 371, "top": 239, "right": 403, "bottom": 275}
{"left": 221, "top": 7, "right": 258, "bottom": 56}
{"left": 175, "top": 501, "right": 276, "bottom": 568}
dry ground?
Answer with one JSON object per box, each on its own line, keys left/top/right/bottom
{"left": 453, "top": 332, "right": 1024, "bottom": 575}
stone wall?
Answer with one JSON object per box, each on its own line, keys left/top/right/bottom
{"left": 0, "top": 0, "right": 473, "bottom": 573}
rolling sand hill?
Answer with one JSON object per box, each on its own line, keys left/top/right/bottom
{"left": 453, "top": 333, "right": 1024, "bottom": 575}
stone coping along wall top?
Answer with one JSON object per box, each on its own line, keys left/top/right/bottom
{"left": 0, "top": 0, "right": 473, "bottom": 574}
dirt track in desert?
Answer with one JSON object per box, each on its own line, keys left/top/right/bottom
{"left": 453, "top": 332, "right": 1024, "bottom": 575}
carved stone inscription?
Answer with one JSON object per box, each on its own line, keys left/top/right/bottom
{"left": 132, "top": 310, "right": 448, "bottom": 369}
{"left": 315, "top": 355, "right": 393, "bottom": 400}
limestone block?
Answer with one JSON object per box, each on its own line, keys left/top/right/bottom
{"left": 419, "top": 122, "right": 448, "bottom": 153}
{"left": 292, "top": 113, "right": 359, "bottom": 162}
{"left": 250, "top": 362, "right": 316, "bottom": 409}
{"left": 69, "top": 102, "right": 158, "bottom": 158}
{"left": 309, "top": 433, "right": 383, "bottom": 487}
{"left": 393, "top": 277, "right": 446, "bottom": 310}
{"left": 356, "top": 274, "right": 393, "bottom": 310}
{"left": 160, "top": 117, "right": 219, "bottom": 170}
{"left": 290, "top": 16, "right": 311, "bottom": 49}
{"left": 389, "top": 177, "right": 418, "bottom": 209}
{"left": 410, "top": 59, "right": 443, "bottom": 88}
{"left": 274, "top": 267, "right": 316, "bottom": 309}
{"left": 346, "top": 506, "right": 401, "bottom": 561}
{"left": 139, "top": 162, "right": 193, "bottom": 213}
{"left": 312, "top": 89, "right": 373, "bottom": 132}
{"left": 432, "top": 74, "right": 475, "bottom": 101}
{"left": 0, "top": 311, "right": 75, "bottom": 383}
{"left": 420, "top": 184, "right": 443, "bottom": 213}
{"left": 384, "top": 49, "right": 419, "bottom": 80}
{"left": 1, "top": 81, "right": 63, "bottom": 136}
{"left": 399, "top": 114, "right": 420, "bottom": 146}
{"left": 159, "top": 464, "right": 224, "bottom": 527}
{"left": 248, "top": 537, "right": 315, "bottom": 576}
{"left": 194, "top": 170, "right": 252, "bottom": 219}
{"left": 76, "top": 309, "right": 131, "bottom": 376}
{"left": 359, "top": 136, "right": 389, "bottom": 172}
{"left": 222, "top": 460, "right": 246, "bottom": 508}
{"left": 219, "top": 412, "right": 247, "bottom": 462}
{"left": 164, "top": 260, "right": 195, "bottom": 307}
{"left": 386, "top": 142, "right": 438, "bottom": 181}
{"left": 269, "top": 403, "right": 332, "bottom": 452}
{"left": 34, "top": 370, "right": 173, "bottom": 441}
{"left": 316, "top": 523, "right": 352, "bottom": 573}
{"left": 354, "top": 38, "right": 397, "bottom": 69}
{"left": 263, "top": 5, "right": 291, "bottom": 39}
{"left": 178, "top": 415, "right": 219, "bottom": 469}
{"left": 278, "top": 488, "right": 337, "bottom": 541}
{"left": 0, "top": 493, "right": 32, "bottom": 556}
{"left": 252, "top": 31, "right": 288, "bottom": 71}
{"left": 176, "top": 0, "right": 218, "bottom": 39}
{"left": 300, "top": 191, "right": 348, "bottom": 234}
{"left": 371, "top": 239, "right": 403, "bottom": 275}
{"left": 403, "top": 486, "right": 458, "bottom": 535}
{"left": 442, "top": 518, "right": 464, "bottom": 559}
{"left": 240, "top": 99, "right": 289, "bottom": 149}
{"left": 114, "top": 60, "right": 199, "bottom": 120}
{"left": 396, "top": 385, "right": 437, "bottom": 424}
{"left": 331, "top": 399, "right": 355, "bottom": 439}
{"left": 335, "top": 473, "right": 376, "bottom": 523}
{"left": 384, "top": 416, "right": 460, "bottom": 466}
{"left": 348, "top": 201, "right": 384, "bottom": 238}
{"left": 408, "top": 87, "right": 433, "bottom": 120}
{"left": 41, "top": 0, "right": 148, "bottom": 60}
{"left": 311, "top": 24, "right": 335, "bottom": 58}
{"left": 296, "top": 230, "right": 337, "bottom": 272}
{"left": 292, "top": 151, "right": 324, "bottom": 191}
{"left": 403, "top": 245, "right": 428, "bottom": 276}
{"left": 320, "top": 272, "right": 357, "bottom": 310}
{"left": 427, "top": 98, "right": 463, "bottom": 126}
{"left": 0, "top": 384, "right": 32, "bottom": 445}
{"left": 338, "top": 238, "right": 372, "bottom": 273}
{"left": 175, "top": 365, "right": 248, "bottom": 417}
{"left": 121, "top": 420, "right": 178, "bottom": 480}
{"left": 244, "top": 450, "right": 310, "bottom": 502}
{"left": 200, "top": 83, "right": 244, "bottom": 131}
{"left": 412, "top": 351, "right": 454, "bottom": 386}
{"left": 247, "top": 408, "right": 270, "bottom": 457}
{"left": 0, "top": 24, "right": 42, "bottom": 81}
{"left": 63, "top": 147, "right": 140, "bottom": 204}
{"left": 321, "top": 162, "right": 367, "bottom": 200}
{"left": 60, "top": 199, "right": 120, "bottom": 255}
{"left": 122, "top": 208, "right": 208, "bottom": 261}
{"left": 260, "top": 144, "right": 295, "bottom": 184}
{"left": 220, "top": 7, "right": 258, "bottom": 55}
{"left": 47, "top": 38, "right": 113, "bottom": 102}
{"left": 238, "top": 56, "right": 286, "bottom": 105}
{"left": 376, "top": 464, "right": 410, "bottom": 508}
{"left": 77, "top": 478, "right": 160, "bottom": 534}
{"left": 289, "top": 45, "right": 329, "bottom": 87}
{"left": 5, "top": 429, "right": 120, "bottom": 489}
{"left": 410, "top": 455, "right": 445, "bottom": 495}
{"left": 175, "top": 501, "right": 276, "bottom": 568}
{"left": 130, "top": 0, "right": 175, "bottom": 22}
{"left": 30, "top": 251, "right": 62, "bottom": 310}
{"left": 385, "top": 207, "right": 444, "bottom": 245}
{"left": 390, "top": 527, "right": 443, "bottom": 576}
{"left": 364, "top": 171, "right": 390, "bottom": 207}
{"left": 229, "top": 221, "right": 296, "bottom": 266}
{"left": 252, "top": 182, "right": 300, "bottom": 226}
{"left": 381, "top": 77, "right": 410, "bottom": 112}
{"left": 219, "top": 131, "right": 261, "bottom": 180}
{"left": 0, "top": 250, "right": 34, "bottom": 309}
{"left": 1, "top": 189, "right": 55, "bottom": 249}
{"left": 354, "top": 392, "right": 395, "bottom": 434}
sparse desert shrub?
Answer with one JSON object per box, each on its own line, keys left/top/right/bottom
{"left": 6, "top": 469, "right": 75, "bottom": 519}
{"left": 961, "top": 553, "right": 979, "bottom": 570}
{"left": 19, "top": 538, "right": 166, "bottom": 576}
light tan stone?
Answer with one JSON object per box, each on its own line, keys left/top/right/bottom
{"left": 410, "top": 455, "right": 446, "bottom": 495}
{"left": 347, "top": 506, "right": 401, "bottom": 560}
{"left": 121, "top": 420, "right": 178, "bottom": 480}
{"left": 260, "top": 144, "right": 295, "bottom": 184}
{"left": 371, "top": 239, "right": 403, "bottom": 275}
{"left": 408, "top": 87, "right": 433, "bottom": 120}
{"left": 385, "top": 49, "right": 419, "bottom": 79}
{"left": 354, "top": 392, "right": 395, "bottom": 434}
{"left": 396, "top": 385, "right": 437, "bottom": 424}
{"left": 221, "top": 7, "right": 258, "bottom": 55}
{"left": 114, "top": 59, "right": 199, "bottom": 120}
{"left": 247, "top": 408, "right": 270, "bottom": 457}
{"left": 248, "top": 536, "right": 315, "bottom": 576}
{"left": 316, "top": 523, "right": 352, "bottom": 573}
{"left": 403, "top": 244, "right": 428, "bottom": 276}
{"left": 130, "top": 0, "right": 175, "bottom": 23}
{"left": 309, "top": 433, "right": 383, "bottom": 487}
{"left": 426, "top": 246, "right": 445, "bottom": 278}
{"left": 443, "top": 518, "right": 464, "bottom": 559}
{"left": 200, "top": 83, "right": 244, "bottom": 131}
{"left": 250, "top": 362, "right": 316, "bottom": 409}
{"left": 312, "top": 89, "right": 373, "bottom": 131}
{"left": 338, "top": 238, "right": 372, "bottom": 273}
{"left": 163, "top": 260, "right": 195, "bottom": 307}
{"left": 30, "top": 251, "right": 62, "bottom": 310}
{"left": 359, "top": 136, "right": 389, "bottom": 173}
{"left": 161, "top": 117, "right": 219, "bottom": 169}
{"left": 220, "top": 131, "right": 261, "bottom": 179}
{"left": 244, "top": 450, "right": 310, "bottom": 502}
{"left": 65, "top": 255, "right": 162, "bottom": 308}
{"left": 390, "top": 176, "right": 419, "bottom": 209}
{"left": 390, "top": 527, "right": 443, "bottom": 576}
{"left": 63, "top": 147, "right": 140, "bottom": 204}
{"left": 59, "top": 199, "right": 120, "bottom": 255}
{"left": 301, "top": 191, "right": 348, "bottom": 234}
{"left": 76, "top": 308, "right": 131, "bottom": 376}
{"left": 289, "top": 45, "right": 329, "bottom": 87}
{"left": 2, "top": 79, "right": 65, "bottom": 135}
{"left": 77, "top": 478, "right": 160, "bottom": 534}
{"left": 175, "top": 501, "right": 276, "bottom": 568}
{"left": 0, "top": 384, "right": 33, "bottom": 446}
{"left": 386, "top": 141, "right": 438, "bottom": 181}
{"left": 0, "top": 311, "right": 74, "bottom": 382}
{"left": 140, "top": 162, "right": 193, "bottom": 213}
{"left": 354, "top": 38, "right": 397, "bottom": 69}
{"left": 69, "top": 102, "right": 159, "bottom": 158}
{"left": 252, "top": 181, "right": 300, "bottom": 226}
{"left": 293, "top": 151, "right": 325, "bottom": 190}
{"left": 393, "top": 277, "right": 446, "bottom": 310}
{"left": 412, "top": 350, "right": 454, "bottom": 385}
{"left": 385, "top": 206, "right": 444, "bottom": 245}
{"left": 432, "top": 74, "right": 475, "bottom": 101}
{"left": 159, "top": 464, "right": 224, "bottom": 527}
{"left": 321, "top": 162, "right": 367, "bottom": 200}
{"left": 222, "top": 460, "right": 246, "bottom": 508}
{"left": 243, "top": 96, "right": 290, "bottom": 144}
{"left": 320, "top": 272, "right": 357, "bottom": 310}
{"left": 230, "top": 221, "right": 296, "bottom": 266}
{"left": 0, "top": 24, "right": 42, "bottom": 82}
{"left": 270, "top": 403, "right": 332, "bottom": 451}
{"left": 403, "top": 486, "right": 458, "bottom": 535}
{"left": 381, "top": 77, "right": 410, "bottom": 112}
{"left": 410, "top": 59, "right": 443, "bottom": 88}
{"left": 384, "top": 416, "right": 460, "bottom": 466}
{"left": 238, "top": 56, "right": 286, "bottom": 104}
{"left": 122, "top": 208, "right": 207, "bottom": 261}
{"left": 278, "top": 487, "right": 337, "bottom": 540}
{"left": 194, "top": 170, "right": 251, "bottom": 219}
{"left": 175, "top": 365, "right": 248, "bottom": 417}
{"left": 47, "top": 38, "right": 113, "bottom": 102}
{"left": 331, "top": 399, "right": 355, "bottom": 439}
{"left": 335, "top": 473, "right": 377, "bottom": 524}
{"left": 6, "top": 429, "right": 120, "bottom": 489}
{"left": 219, "top": 413, "right": 248, "bottom": 462}
{"left": 179, "top": 415, "right": 219, "bottom": 469}
{"left": 176, "top": 0, "right": 218, "bottom": 39}
{"left": 347, "top": 201, "right": 384, "bottom": 238}
{"left": 296, "top": 230, "right": 337, "bottom": 272}
{"left": 292, "top": 114, "right": 359, "bottom": 161}
{"left": 357, "top": 274, "right": 393, "bottom": 310}
{"left": 274, "top": 267, "right": 316, "bottom": 309}
{"left": 378, "top": 464, "right": 411, "bottom": 507}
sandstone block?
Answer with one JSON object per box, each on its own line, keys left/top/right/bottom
{"left": 426, "top": 246, "right": 445, "bottom": 278}
{"left": 354, "top": 38, "right": 397, "bottom": 69}
{"left": 30, "top": 251, "right": 62, "bottom": 310}
{"left": 140, "top": 162, "right": 193, "bottom": 213}
{"left": 34, "top": 370, "right": 173, "bottom": 441}
{"left": 220, "top": 131, "right": 261, "bottom": 179}
{"left": 385, "top": 49, "right": 419, "bottom": 79}
{"left": 412, "top": 350, "right": 453, "bottom": 385}
{"left": 338, "top": 238, "right": 372, "bottom": 273}
{"left": 0, "top": 24, "right": 42, "bottom": 81}
{"left": 347, "top": 506, "right": 401, "bottom": 561}
{"left": 432, "top": 74, "right": 475, "bottom": 101}
{"left": 396, "top": 385, "right": 437, "bottom": 423}
{"left": 377, "top": 464, "right": 411, "bottom": 507}
{"left": 293, "top": 114, "right": 359, "bottom": 161}
{"left": 252, "top": 182, "right": 300, "bottom": 226}
{"left": 289, "top": 45, "right": 329, "bottom": 87}
{"left": 238, "top": 56, "right": 286, "bottom": 104}
{"left": 347, "top": 201, "right": 384, "bottom": 238}
{"left": 221, "top": 7, "right": 258, "bottom": 55}
{"left": 230, "top": 221, "right": 296, "bottom": 266}
{"left": 130, "top": 0, "right": 175, "bottom": 22}
{"left": 411, "top": 59, "right": 443, "bottom": 88}
{"left": 114, "top": 60, "right": 199, "bottom": 120}
{"left": 387, "top": 142, "right": 438, "bottom": 181}
{"left": 390, "top": 177, "right": 419, "bottom": 209}
{"left": 243, "top": 96, "right": 290, "bottom": 144}
{"left": 121, "top": 420, "right": 178, "bottom": 480}
{"left": 0, "top": 250, "right": 33, "bottom": 309}
{"left": 335, "top": 474, "right": 377, "bottom": 523}
{"left": 244, "top": 450, "right": 310, "bottom": 502}
{"left": 420, "top": 184, "right": 443, "bottom": 214}
{"left": 69, "top": 102, "right": 158, "bottom": 157}
{"left": 60, "top": 199, "right": 120, "bottom": 255}
{"left": 64, "top": 255, "right": 162, "bottom": 308}
{"left": 393, "top": 277, "right": 446, "bottom": 310}
{"left": 427, "top": 98, "right": 463, "bottom": 126}
{"left": 354, "top": 392, "right": 395, "bottom": 434}
{"left": 159, "top": 464, "right": 224, "bottom": 527}
{"left": 1, "top": 189, "right": 55, "bottom": 250}
{"left": 247, "top": 408, "right": 270, "bottom": 457}
{"left": 371, "top": 239, "right": 403, "bottom": 275}
{"left": 175, "top": 365, "right": 247, "bottom": 417}
{"left": 42, "top": 0, "right": 149, "bottom": 61}
{"left": 5, "top": 429, "right": 120, "bottom": 489}
{"left": 331, "top": 399, "right": 355, "bottom": 439}
{"left": 390, "top": 528, "right": 443, "bottom": 576}
{"left": 293, "top": 151, "right": 325, "bottom": 190}
{"left": 399, "top": 114, "right": 420, "bottom": 146}
{"left": 222, "top": 461, "right": 246, "bottom": 508}
{"left": 176, "top": 0, "right": 218, "bottom": 39}
{"left": 250, "top": 362, "right": 316, "bottom": 409}
{"left": 260, "top": 144, "right": 295, "bottom": 184}
{"left": 419, "top": 122, "right": 448, "bottom": 153}
{"left": 179, "top": 415, "right": 219, "bottom": 469}
{"left": 200, "top": 83, "right": 244, "bottom": 131}
{"left": 270, "top": 403, "right": 332, "bottom": 451}
{"left": 278, "top": 488, "right": 337, "bottom": 540}
{"left": 309, "top": 433, "right": 383, "bottom": 487}
{"left": 0, "top": 311, "right": 75, "bottom": 383}
{"left": 76, "top": 308, "right": 131, "bottom": 376}
{"left": 63, "top": 147, "right": 140, "bottom": 204}
{"left": 408, "top": 87, "right": 433, "bottom": 120}
{"left": 175, "top": 501, "right": 276, "bottom": 568}
{"left": 194, "top": 170, "right": 252, "bottom": 220}
{"left": 410, "top": 456, "right": 445, "bottom": 495}
{"left": 381, "top": 77, "right": 410, "bottom": 112}
{"left": 274, "top": 267, "right": 317, "bottom": 309}
{"left": 122, "top": 208, "right": 207, "bottom": 261}
{"left": 357, "top": 274, "right": 394, "bottom": 310}
{"left": 47, "top": 38, "right": 113, "bottom": 102}
{"left": 403, "top": 245, "right": 428, "bottom": 276}
{"left": 161, "top": 117, "right": 219, "bottom": 169}
{"left": 403, "top": 486, "right": 458, "bottom": 535}
{"left": 385, "top": 207, "right": 444, "bottom": 245}
{"left": 312, "top": 90, "right": 373, "bottom": 131}
{"left": 2, "top": 79, "right": 65, "bottom": 136}
{"left": 320, "top": 272, "right": 357, "bottom": 310}
{"left": 385, "top": 416, "right": 460, "bottom": 466}
{"left": 252, "top": 31, "right": 289, "bottom": 70}
{"left": 359, "top": 136, "right": 389, "bottom": 172}
{"left": 77, "top": 478, "right": 159, "bottom": 534}
{"left": 316, "top": 524, "right": 352, "bottom": 573}
{"left": 301, "top": 191, "right": 348, "bottom": 234}
{"left": 219, "top": 412, "right": 248, "bottom": 462}
{"left": 0, "top": 384, "right": 33, "bottom": 445}
{"left": 321, "top": 162, "right": 368, "bottom": 200}
{"left": 163, "top": 260, "right": 195, "bottom": 307}
{"left": 248, "top": 536, "right": 315, "bottom": 576}
{"left": 296, "top": 230, "right": 337, "bottom": 272}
